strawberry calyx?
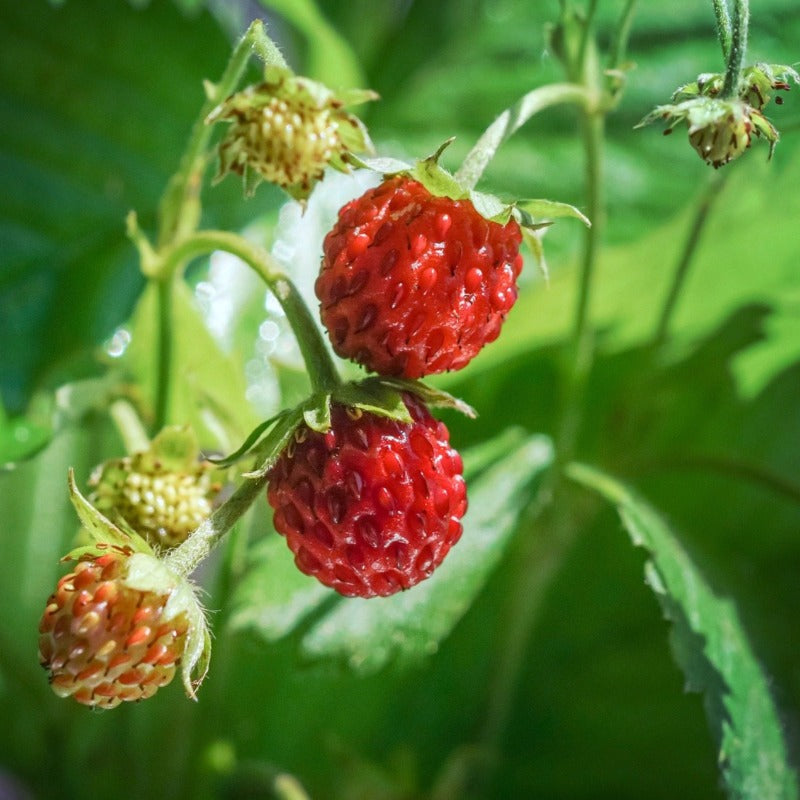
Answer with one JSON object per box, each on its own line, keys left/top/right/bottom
{"left": 638, "top": 95, "right": 779, "bottom": 166}
{"left": 206, "top": 65, "right": 378, "bottom": 201}
{"left": 347, "top": 140, "right": 589, "bottom": 274}
{"left": 673, "top": 63, "right": 799, "bottom": 111}
{"left": 212, "top": 378, "right": 475, "bottom": 477}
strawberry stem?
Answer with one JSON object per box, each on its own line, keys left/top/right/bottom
{"left": 163, "top": 471, "right": 268, "bottom": 578}
{"left": 721, "top": 0, "right": 748, "bottom": 99}
{"left": 162, "top": 230, "right": 341, "bottom": 394}
{"left": 652, "top": 170, "right": 728, "bottom": 349}
{"left": 712, "top": 0, "right": 733, "bottom": 62}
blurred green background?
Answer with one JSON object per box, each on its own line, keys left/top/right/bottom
{"left": 1, "top": 1, "right": 799, "bottom": 798}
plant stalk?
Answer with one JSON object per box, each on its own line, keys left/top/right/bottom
{"left": 712, "top": 0, "right": 733, "bottom": 61}
{"left": 721, "top": 0, "right": 748, "bottom": 98}
{"left": 162, "top": 230, "right": 341, "bottom": 393}
{"left": 652, "top": 171, "right": 727, "bottom": 349}
{"left": 164, "top": 470, "right": 267, "bottom": 578}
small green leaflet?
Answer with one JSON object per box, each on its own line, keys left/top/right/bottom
{"left": 567, "top": 463, "right": 799, "bottom": 800}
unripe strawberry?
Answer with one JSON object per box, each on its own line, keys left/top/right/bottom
{"left": 38, "top": 549, "right": 190, "bottom": 709}
{"left": 207, "top": 67, "right": 375, "bottom": 201}
{"left": 91, "top": 455, "right": 218, "bottom": 549}
{"left": 687, "top": 101, "right": 754, "bottom": 168}
{"left": 267, "top": 394, "right": 467, "bottom": 598}
{"left": 90, "top": 426, "right": 220, "bottom": 550}
{"left": 638, "top": 96, "right": 780, "bottom": 167}
{"left": 316, "top": 176, "right": 524, "bottom": 378}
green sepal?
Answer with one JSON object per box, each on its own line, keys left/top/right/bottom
{"left": 65, "top": 469, "right": 154, "bottom": 560}
{"left": 302, "top": 393, "right": 332, "bottom": 433}
{"left": 228, "top": 377, "right": 475, "bottom": 480}
{"left": 208, "top": 411, "right": 289, "bottom": 468}
{"left": 367, "top": 377, "right": 477, "bottom": 419}
{"left": 328, "top": 381, "right": 408, "bottom": 423}
{"left": 242, "top": 408, "right": 306, "bottom": 479}
{"left": 123, "top": 552, "right": 211, "bottom": 701}
{"left": 521, "top": 226, "right": 549, "bottom": 280}
{"left": 514, "top": 199, "right": 590, "bottom": 227}
{"left": 347, "top": 141, "right": 590, "bottom": 260}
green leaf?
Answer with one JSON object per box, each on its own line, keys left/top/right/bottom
{"left": 515, "top": 198, "right": 591, "bottom": 227}
{"left": 122, "top": 280, "right": 262, "bottom": 450}
{"left": 300, "top": 434, "right": 553, "bottom": 673}
{"left": 0, "top": 0, "right": 279, "bottom": 413}
{"left": 566, "top": 463, "right": 799, "bottom": 800}
{"left": 0, "top": 409, "right": 51, "bottom": 470}
{"left": 227, "top": 534, "right": 332, "bottom": 640}
{"left": 330, "top": 381, "right": 412, "bottom": 424}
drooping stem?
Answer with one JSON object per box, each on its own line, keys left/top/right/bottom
{"left": 721, "top": 0, "right": 748, "bottom": 98}
{"left": 162, "top": 230, "right": 341, "bottom": 393}
{"left": 712, "top": 0, "right": 733, "bottom": 62}
{"left": 153, "top": 276, "right": 174, "bottom": 432}
{"left": 570, "top": 109, "right": 604, "bottom": 370}
{"left": 164, "top": 471, "right": 268, "bottom": 577}
{"left": 608, "top": 0, "right": 638, "bottom": 73}
{"left": 109, "top": 399, "right": 151, "bottom": 454}
{"left": 652, "top": 171, "right": 727, "bottom": 349}
{"left": 157, "top": 20, "right": 287, "bottom": 246}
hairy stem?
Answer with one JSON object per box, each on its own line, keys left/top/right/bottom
{"left": 721, "top": 0, "right": 748, "bottom": 98}
{"left": 164, "top": 471, "right": 267, "bottom": 577}
{"left": 712, "top": 0, "right": 733, "bottom": 61}
{"left": 163, "top": 230, "right": 341, "bottom": 393}
{"left": 653, "top": 171, "right": 727, "bottom": 349}
{"left": 157, "top": 20, "right": 286, "bottom": 247}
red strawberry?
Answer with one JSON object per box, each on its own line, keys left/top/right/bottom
{"left": 38, "top": 549, "right": 189, "bottom": 709}
{"left": 267, "top": 394, "right": 467, "bottom": 598}
{"left": 315, "top": 176, "right": 523, "bottom": 378}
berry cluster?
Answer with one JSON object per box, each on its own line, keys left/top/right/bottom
{"left": 38, "top": 28, "right": 568, "bottom": 710}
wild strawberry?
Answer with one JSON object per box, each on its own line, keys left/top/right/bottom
{"left": 639, "top": 88, "right": 783, "bottom": 167}
{"left": 207, "top": 66, "right": 375, "bottom": 201}
{"left": 315, "top": 176, "right": 524, "bottom": 378}
{"left": 90, "top": 427, "right": 220, "bottom": 550}
{"left": 38, "top": 548, "right": 190, "bottom": 709}
{"left": 267, "top": 394, "right": 467, "bottom": 598}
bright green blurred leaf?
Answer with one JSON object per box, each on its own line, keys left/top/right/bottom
{"left": 567, "top": 462, "right": 799, "bottom": 800}
{"left": 228, "top": 534, "right": 332, "bottom": 640}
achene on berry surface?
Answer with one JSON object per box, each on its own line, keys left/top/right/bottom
{"left": 267, "top": 393, "right": 467, "bottom": 598}
{"left": 315, "top": 175, "right": 524, "bottom": 379}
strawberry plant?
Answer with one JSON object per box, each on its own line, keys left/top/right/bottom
{"left": 1, "top": 1, "right": 799, "bottom": 798}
